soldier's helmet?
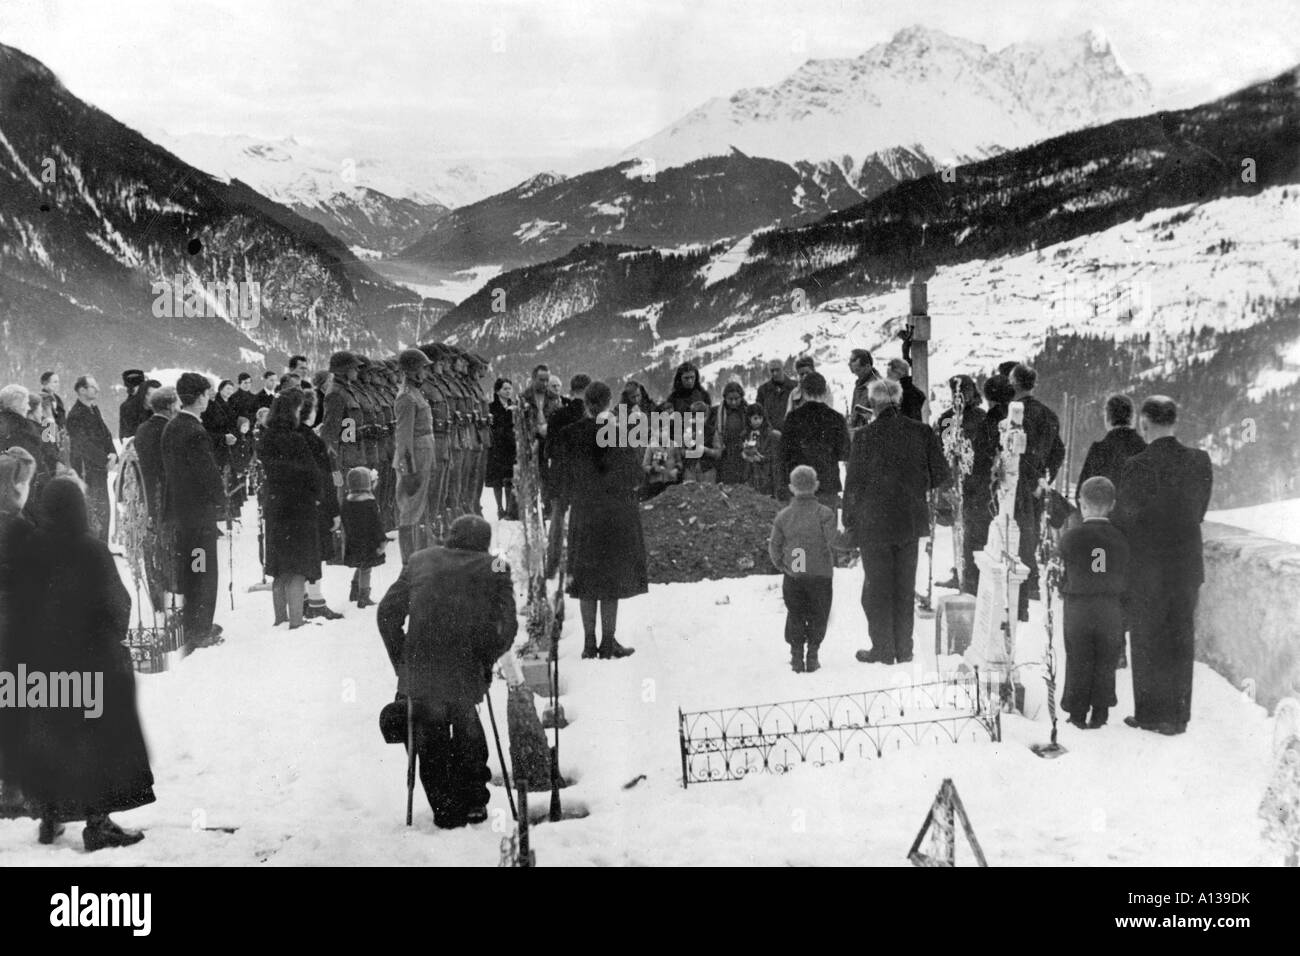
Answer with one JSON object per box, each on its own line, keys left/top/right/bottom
{"left": 398, "top": 348, "right": 432, "bottom": 374}
{"left": 328, "top": 351, "right": 360, "bottom": 373}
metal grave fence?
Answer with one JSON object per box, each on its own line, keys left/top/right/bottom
{"left": 678, "top": 670, "right": 1001, "bottom": 785}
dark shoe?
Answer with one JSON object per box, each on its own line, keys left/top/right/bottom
{"left": 804, "top": 646, "right": 820, "bottom": 673}
{"left": 1123, "top": 716, "right": 1144, "bottom": 729}
{"left": 465, "top": 806, "right": 489, "bottom": 825}
{"left": 38, "top": 819, "right": 64, "bottom": 845}
{"left": 895, "top": 654, "right": 913, "bottom": 664}
{"left": 83, "top": 817, "right": 145, "bottom": 852}
{"left": 581, "top": 637, "right": 599, "bottom": 659}
{"left": 189, "top": 629, "right": 225, "bottom": 650}
{"left": 1088, "top": 707, "right": 1109, "bottom": 729}
{"left": 305, "top": 601, "right": 343, "bottom": 621}
{"left": 273, "top": 613, "right": 288, "bottom": 626}
{"left": 1155, "top": 722, "right": 1186, "bottom": 736}
{"left": 434, "top": 813, "right": 468, "bottom": 830}
{"left": 855, "top": 648, "right": 894, "bottom": 665}
{"left": 356, "top": 588, "right": 373, "bottom": 609}
{"left": 790, "top": 644, "right": 806, "bottom": 673}
{"left": 935, "top": 572, "right": 960, "bottom": 590}
{"left": 598, "top": 637, "right": 635, "bottom": 659}
{"left": 1066, "top": 713, "right": 1088, "bottom": 730}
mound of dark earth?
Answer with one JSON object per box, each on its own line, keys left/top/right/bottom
{"left": 640, "top": 481, "right": 782, "bottom": 584}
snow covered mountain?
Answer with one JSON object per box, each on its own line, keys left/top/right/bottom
{"left": 398, "top": 25, "right": 1154, "bottom": 274}
{"left": 0, "top": 43, "right": 420, "bottom": 393}
{"left": 434, "top": 65, "right": 1300, "bottom": 506}
{"left": 398, "top": 150, "right": 880, "bottom": 270}
{"left": 623, "top": 26, "right": 1156, "bottom": 174}
{"left": 148, "top": 132, "right": 451, "bottom": 256}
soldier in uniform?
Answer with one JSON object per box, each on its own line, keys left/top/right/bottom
{"left": 419, "top": 344, "right": 456, "bottom": 541}
{"left": 449, "top": 349, "right": 480, "bottom": 519}
{"left": 466, "top": 354, "right": 493, "bottom": 517}
{"left": 352, "top": 356, "right": 384, "bottom": 483}
{"left": 439, "top": 346, "right": 470, "bottom": 523}
{"left": 374, "top": 359, "right": 401, "bottom": 532}
{"left": 321, "top": 351, "right": 365, "bottom": 496}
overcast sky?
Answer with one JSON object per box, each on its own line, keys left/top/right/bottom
{"left": 3, "top": 0, "right": 1297, "bottom": 169}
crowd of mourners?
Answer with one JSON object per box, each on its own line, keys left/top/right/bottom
{"left": 0, "top": 329, "right": 1214, "bottom": 839}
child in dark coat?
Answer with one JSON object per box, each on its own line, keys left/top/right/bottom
{"left": 342, "top": 466, "right": 387, "bottom": 608}
{"left": 768, "top": 465, "right": 839, "bottom": 673}
{"left": 1059, "top": 476, "right": 1130, "bottom": 729}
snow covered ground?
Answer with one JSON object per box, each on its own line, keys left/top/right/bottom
{"left": 1209, "top": 498, "right": 1300, "bottom": 547}
{"left": 0, "top": 494, "right": 1284, "bottom": 866}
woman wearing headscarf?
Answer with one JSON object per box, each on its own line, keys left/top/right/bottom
{"left": 11, "top": 475, "right": 156, "bottom": 850}
{"left": 257, "top": 391, "right": 323, "bottom": 629}
{"left": 484, "top": 377, "right": 518, "bottom": 521}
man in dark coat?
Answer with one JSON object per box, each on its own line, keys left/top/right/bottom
{"left": 118, "top": 369, "right": 149, "bottom": 440}
{"left": 66, "top": 375, "right": 117, "bottom": 543}
{"left": 848, "top": 349, "right": 880, "bottom": 430}
{"left": 256, "top": 371, "right": 278, "bottom": 411}
{"left": 756, "top": 360, "right": 794, "bottom": 435}
{"left": 887, "top": 357, "right": 927, "bottom": 423}
{"left": 377, "top": 515, "right": 517, "bottom": 828}
{"left": 1010, "top": 364, "right": 1065, "bottom": 619}
{"left": 229, "top": 372, "right": 260, "bottom": 423}
{"left": 134, "top": 387, "right": 178, "bottom": 518}
{"left": 543, "top": 374, "right": 591, "bottom": 575}
{"left": 1114, "top": 396, "right": 1212, "bottom": 736}
{"left": 161, "top": 373, "right": 227, "bottom": 649}
{"left": 778, "top": 372, "right": 849, "bottom": 520}
{"left": 844, "top": 379, "right": 949, "bottom": 665}
{"left": 1075, "top": 394, "right": 1147, "bottom": 504}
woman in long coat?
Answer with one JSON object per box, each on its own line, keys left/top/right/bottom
{"left": 298, "top": 388, "right": 343, "bottom": 619}
{"left": 563, "top": 381, "right": 646, "bottom": 660}
{"left": 484, "top": 377, "right": 517, "bottom": 520}
{"left": 202, "top": 379, "right": 238, "bottom": 473}
{"left": 0, "top": 447, "right": 38, "bottom": 817}
{"left": 12, "top": 476, "right": 155, "bottom": 850}
{"left": 256, "top": 391, "right": 322, "bottom": 629}
{"left": 706, "top": 382, "right": 750, "bottom": 485}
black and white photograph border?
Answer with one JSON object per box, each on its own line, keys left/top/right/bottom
{"left": 0, "top": 0, "right": 1297, "bottom": 877}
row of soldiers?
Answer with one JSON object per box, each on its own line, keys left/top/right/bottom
{"left": 318, "top": 342, "right": 494, "bottom": 539}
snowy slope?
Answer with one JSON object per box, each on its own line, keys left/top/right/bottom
{"left": 622, "top": 26, "right": 1156, "bottom": 174}
{"left": 1209, "top": 498, "right": 1300, "bottom": 546}
{"left": 666, "top": 186, "right": 1300, "bottom": 413}
{"left": 0, "top": 488, "right": 1281, "bottom": 866}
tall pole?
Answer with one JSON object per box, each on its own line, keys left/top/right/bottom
{"left": 909, "top": 279, "right": 931, "bottom": 421}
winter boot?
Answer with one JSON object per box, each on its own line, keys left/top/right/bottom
{"left": 305, "top": 598, "right": 344, "bottom": 621}
{"left": 581, "top": 634, "right": 600, "bottom": 659}
{"left": 804, "top": 645, "right": 820, "bottom": 673}
{"left": 598, "top": 634, "right": 635, "bottom": 659}
{"left": 356, "top": 588, "right": 373, "bottom": 609}
{"left": 790, "top": 643, "right": 805, "bottom": 673}
{"left": 1088, "top": 707, "right": 1109, "bottom": 729}
{"left": 83, "top": 816, "right": 145, "bottom": 852}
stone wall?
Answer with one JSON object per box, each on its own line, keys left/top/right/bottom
{"left": 1196, "top": 522, "right": 1300, "bottom": 710}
